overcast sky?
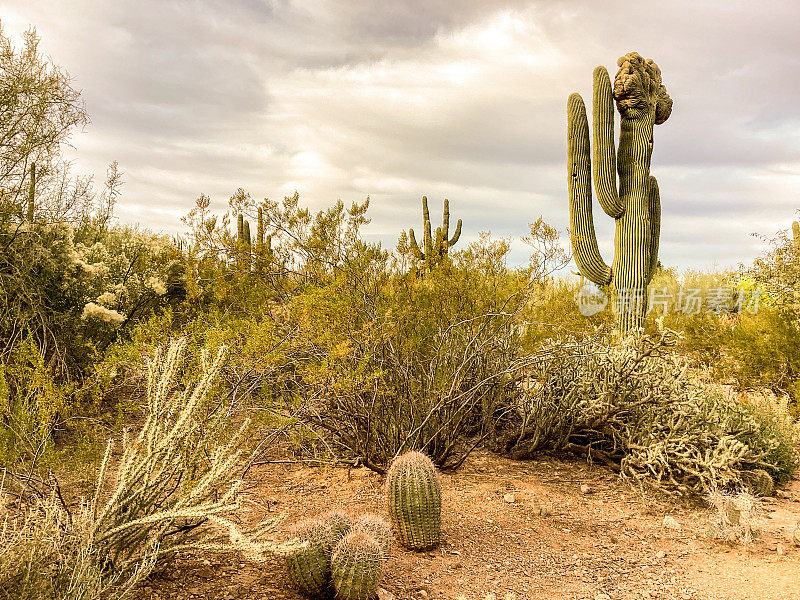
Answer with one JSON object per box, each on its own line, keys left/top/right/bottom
{"left": 2, "top": 0, "right": 799, "bottom": 271}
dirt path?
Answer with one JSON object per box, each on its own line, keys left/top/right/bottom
{"left": 139, "top": 451, "right": 799, "bottom": 600}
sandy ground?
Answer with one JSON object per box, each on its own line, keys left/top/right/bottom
{"left": 138, "top": 450, "right": 800, "bottom": 600}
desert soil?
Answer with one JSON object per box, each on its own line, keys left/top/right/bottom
{"left": 137, "top": 450, "right": 799, "bottom": 600}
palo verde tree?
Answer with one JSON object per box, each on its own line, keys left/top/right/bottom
{"left": 0, "top": 24, "right": 88, "bottom": 220}
{"left": 567, "top": 52, "right": 673, "bottom": 331}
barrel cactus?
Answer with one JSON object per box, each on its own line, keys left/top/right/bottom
{"left": 330, "top": 531, "right": 384, "bottom": 600}
{"left": 741, "top": 469, "right": 774, "bottom": 497}
{"left": 567, "top": 52, "right": 673, "bottom": 331}
{"left": 387, "top": 450, "right": 441, "bottom": 550}
{"left": 351, "top": 513, "right": 392, "bottom": 553}
{"left": 322, "top": 510, "right": 354, "bottom": 543}
{"left": 285, "top": 517, "right": 336, "bottom": 597}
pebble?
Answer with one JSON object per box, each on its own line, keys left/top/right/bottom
{"left": 504, "top": 493, "right": 516, "bottom": 503}
{"left": 656, "top": 550, "right": 666, "bottom": 559}
{"left": 662, "top": 516, "right": 681, "bottom": 530}
{"left": 581, "top": 484, "right": 592, "bottom": 494}
{"left": 377, "top": 590, "right": 395, "bottom": 600}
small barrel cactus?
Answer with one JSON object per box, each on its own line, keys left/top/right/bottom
{"left": 352, "top": 513, "right": 392, "bottom": 553}
{"left": 331, "top": 531, "right": 384, "bottom": 600}
{"left": 285, "top": 517, "right": 336, "bottom": 597}
{"left": 323, "top": 510, "right": 354, "bottom": 543}
{"left": 741, "top": 469, "right": 774, "bottom": 497}
{"left": 387, "top": 450, "right": 441, "bottom": 550}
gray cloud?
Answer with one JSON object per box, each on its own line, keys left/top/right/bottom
{"left": 2, "top": 0, "right": 799, "bottom": 271}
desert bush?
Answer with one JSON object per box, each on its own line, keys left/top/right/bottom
{"left": 500, "top": 327, "right": 799, "bottom": 496}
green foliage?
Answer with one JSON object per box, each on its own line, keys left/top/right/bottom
{"left": 387, "top": 451, "right": 442, "bottom": 550}
{"left": 330, "top": 531, "right": 384, "bottom": 600}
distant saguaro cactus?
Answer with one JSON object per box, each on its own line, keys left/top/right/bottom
{"left": 792, "top": 221, "right": 799, "bottom": 252}
{"left": 387, "top": 451, "right": 441, "bottom": 550}
{"left": 236, "top": 213, "right": 252, "bottom": 271}
{"left": 26, "top": 162, "right": 36, "bottom": 222}
{"left": 408, "top": 196, "right": 461, "bottom": 270}
{"left": 567, "top": 52, "right": 673, "bottom": 331}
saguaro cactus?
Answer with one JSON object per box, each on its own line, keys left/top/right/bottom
{"left": 408, "top": 196, "right": 462, "bottom": 270}
{"left": 236, "top": 213, "right": 252, "bottom": 271}
{"left": 26, "top": 163, "right": 36, "bottom": 222}
{"left": 567, "top": 52, "right": 672, "bottom": 331}
{"left": 387, "top": 450, "right": 441, "bottom": 550}
{"left": 792, "top": 221, "right": 799, "bottom": 252}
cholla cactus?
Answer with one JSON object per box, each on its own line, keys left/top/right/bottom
{"left": 330, "top": 531, "right": 384, "bottom": 600}
{"left": 351, "top": 514, "right": 392, "bottom": 553}
{"left": 87, "top": 339, "right": 283, "bottom": 573}
{"left": 387, "top": 451, "right": 441, "bottom": 550}
{"left": 408, "top": 196, "right": 462, "bottom": 271}
{"left": 285, "top": 517, "right": 336, "bottom": 597}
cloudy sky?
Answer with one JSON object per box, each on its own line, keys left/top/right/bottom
{"left": 2, "top": 0, "right": 799, "bottom": 271}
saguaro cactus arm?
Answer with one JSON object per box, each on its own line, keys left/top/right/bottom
{"left": 408, "top": 229, "right": 425, "bottom": 260}
{"left": 592, "top": 68, "right": 624, "bottom": 219}
{"left": 793, "top": 221, "right": 799, "bottom": 251}
{"left": 568, "top": 93, "right": 613, "bottom": 286}
{"left": 646, "top": 175, "right": 661, "bottom": 284}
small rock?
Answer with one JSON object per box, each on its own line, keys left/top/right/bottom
{"left": 503, "top": 493, "right": 516, "bottom": 503}
{"left": 663, "top": 516, "right": 681, "bottom": 530}
{"left": 377, "top": 588, "right": 395, "bottom": 600}
{"left": 656, "top": 550, "right": 666, "bottom": 559}
{"left": 580, "top": 484, "right": 592, "bottom": 494}
{"left": 595, "top": 594, "right": 611, "bottom": 600}
{"left": 776, "top": 543, "right": 785, "bottom": 556}
{"left": 776, "top": 490, "right": 791, "bottom": 499}
{"left": 418, "top": 590, "right": 428, "bottom": 599}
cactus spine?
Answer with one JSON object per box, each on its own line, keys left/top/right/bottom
{"left": 330, "top": 531, "right": 383, "bottom": 600}
{"left": 322, "top": 510, "right": 354, "bottom": 543}
{"left": 567, "top": 52, "right": 673, "bottom": 331}
{"left": 26, "top": 162, "right": 35, "bottom": 222}
{"left": 286, "top": 517, "right": 336, "bottom": 597}
{"left": 387, "top": 450, "right": 441, "bottom": 550}
{"left": 408, "top": 196, "right": 462, "bottom": 270}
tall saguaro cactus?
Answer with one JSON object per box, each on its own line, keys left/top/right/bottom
{"left": 567, "top": 52, "right": 672, "bottom": 331}
{"left": 408, "top": 196, "right": 462, "bottom": 270}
